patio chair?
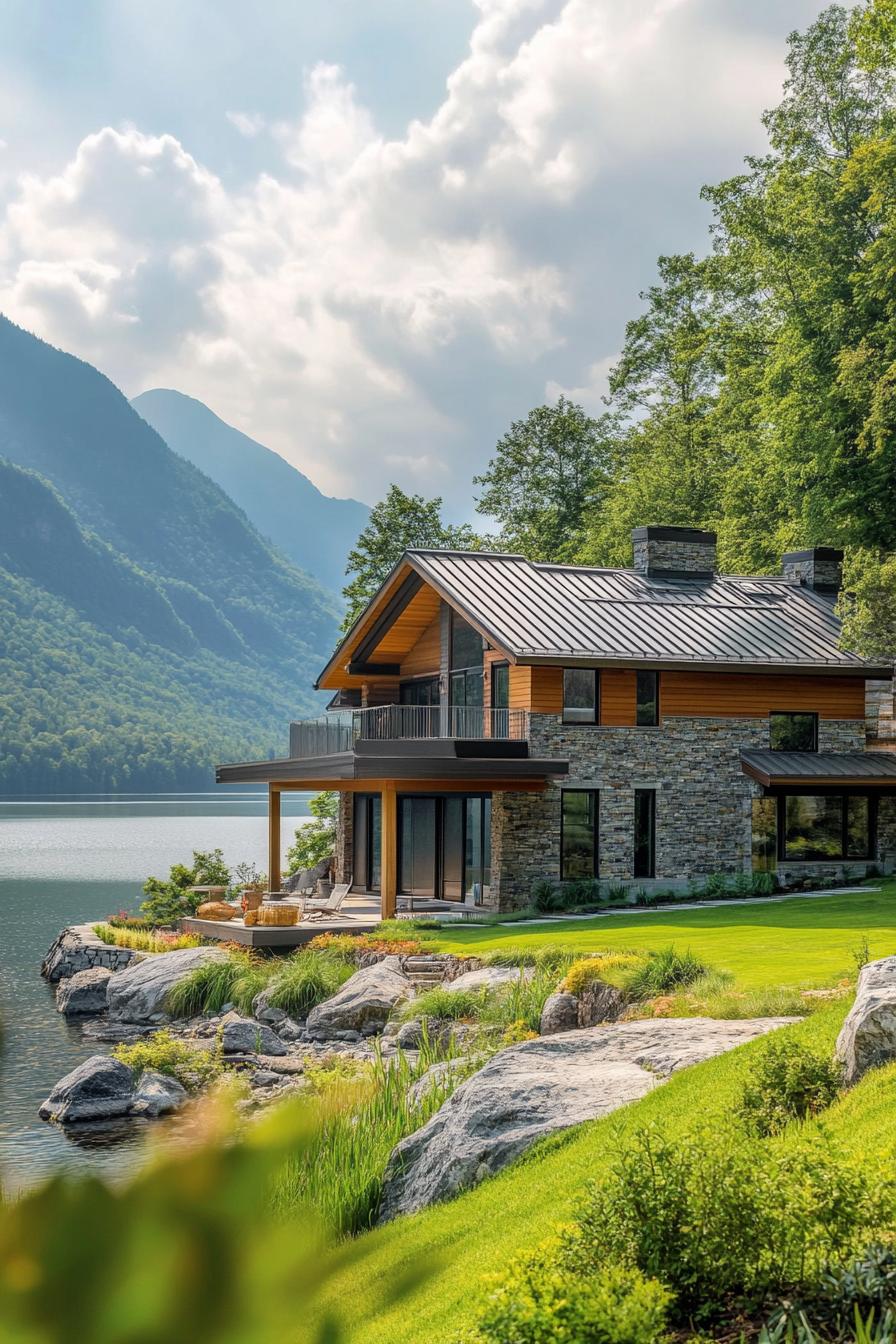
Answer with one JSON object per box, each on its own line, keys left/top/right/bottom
{"left": 303, "top": 881, "right": 354, "bottom": 921}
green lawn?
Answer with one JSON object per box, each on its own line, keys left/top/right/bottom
{"left": 321, "top": 1003, "right": 896, "bottom": 1344}
{"left": 428, "top": 886, "right": 896, "bottom": 989}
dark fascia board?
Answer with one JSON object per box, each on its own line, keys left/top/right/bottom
{"left": 314, "top": 557, "right": 421, "bottom": 689}
{"left": 350, "top": 571, "right": 424, "bottom": 665}
{"left": 346, "top": 661, "right": 402, "bottom": 677}
{"left": 216, "top": 751, "right": 567, "bottom": 784}
{"left": 354, "top": 738, "right": 528, "bottom": 759}
{"left": 216, "top": 753, "right": 355, "bottom": 785}
{"left": 513, "top": 652, "right": 892, "bottom": 678}
{"left": 782, "top": 547, "right": 844, "bottom": 562}
{"left": 631, "top": 525, "right": 717, "bottom": 544}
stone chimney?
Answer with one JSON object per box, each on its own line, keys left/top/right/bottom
{"left": 632, "top": 525, "right": 717, "bottom": 578}
{"left": 781, "top": 547, "right": 843, "bottom": 600}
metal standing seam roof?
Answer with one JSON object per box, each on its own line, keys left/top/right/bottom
{"left": 392, "top": 549, "right": 891, "bottom": 675}
{"left": 741, "top": 750, "right": 896, "bottom": 786}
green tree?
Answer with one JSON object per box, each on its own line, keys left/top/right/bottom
{"left": 341, "top": 485, "right": 480, "bottom": 629}
{"left": 838, "top": 547, "right": 896, "bottom": 659}
{"left": 286, "top": 791, "right": 338, "bottom": 874}
{"left": 474, "top": 396, "right": 613, "bottom": 562}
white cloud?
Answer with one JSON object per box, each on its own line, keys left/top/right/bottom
{"left": 0, "top": 0, "right": 815, "bottom": 508}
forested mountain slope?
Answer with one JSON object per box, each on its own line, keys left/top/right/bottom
{"left": 131, "top": 388, "right": 368, "bottom": 593}
{"left": 0, "top": 319, "right": 340, "bottom": 792}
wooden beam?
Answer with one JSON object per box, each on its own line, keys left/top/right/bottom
{"left": 380, "top": 784, "right": 397, "bottom": 922}
{"left": 268, "top": 785, "right": 281, "bottom": 892}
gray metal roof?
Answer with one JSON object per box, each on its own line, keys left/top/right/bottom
{"left": 405, "top": 550, "right": 889, "bottom": 675}
{"left": 741, "top": 750, "right": 896, "bottom": 786}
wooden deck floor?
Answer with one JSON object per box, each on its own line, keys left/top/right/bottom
{"left": 181, "top": 893, "right": 383, "bottom": 948}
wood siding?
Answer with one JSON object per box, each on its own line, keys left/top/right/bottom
{"left": 371, "top": 585, "right": 442, "bottom": 663}
{"left": 659, "top": 671, "right": 866, "bottom": 721}
{"left": 601, "top": 670, "right": 638, "bottom": 725}
{"left": 400, "top": 612, "right": 441, "bottom": 678}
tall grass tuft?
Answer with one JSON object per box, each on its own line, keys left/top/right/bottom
{"left": 402, "top": 986, "right": 488, "bottom": 1022}
{"left": 93, "top": 924, "right": 200, "bottom": 953}
{"left": 623, "top": 946, "right": 709, "bottom": 1000}
{"left": 270, "top": 1038, "right": 472, "bottom": 1235}
{"left": 166, "top": 949, "right": 271, "bottom": 1017}
{"left": 263, "top": 950, "right": 353, "bottom": 1018}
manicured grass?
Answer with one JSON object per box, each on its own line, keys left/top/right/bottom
{"left": 428, "top": 887, "right": 896, "bottom": 990}
{"left": 318, "top": 1002, "right": 896, "bottom": 1343}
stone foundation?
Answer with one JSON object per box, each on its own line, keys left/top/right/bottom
{"left": 42, "top": 925, "right": 139, "bottom": 982}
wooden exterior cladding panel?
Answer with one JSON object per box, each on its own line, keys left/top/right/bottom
{"left": 601, "top": 670, "right": 638, "bottom": 725}
{"left": 659, "top": 671, "right": 865, "bottom": 721}
{"left": 400, "top": 611, "right": 441, "bottom": 679}
{"left": 370, "top": 586, "right": 441, "bottom": 663}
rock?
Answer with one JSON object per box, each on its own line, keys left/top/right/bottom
{"left": 56, "top": 967, "right": 114, "bottom": 1016}
{"left": 305, "top": 958, "right": 413, "bottom": 1037}
{"left": 275, "top": 1019, "right": 305, "bottom": 1043}
{"left": 408, "top": 1058, "right": 470, "bottom": 1106}
{"left": 395, "top": 1018, "right": 453, "bottom": 1051}
{"left": 539, "top": 992, "right": 579, "bottom": 1035}
{"left": 250, "top": 1069, "right": 283, "bottom": 1089}
{"left": 39, "top": 1055, "right": 136, "bottom": 1124}
{"left": 836, "top": 955, "right": 896, "bottom": 1084}
{"left": 131, "top": 1070, "right": 187, "bottom": 1118}
{"left": 378, "top": 1016, "right": 797, "bottom": 1221}
{"left": 445, "top": 966, "right": 531, "bottom": 994}
{"left": 251, "top": 986, "right": 288, "bottom": 1025}
{"left": 579, "top": 981, "right": 626, "bottom": 1027}
{"left": 106, "top": 947, "right": 228, "bottom": 1023}
{"left": 221, "top": 1017, "right": 288, "bottom": 1056}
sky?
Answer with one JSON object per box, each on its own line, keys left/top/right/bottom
{"left": 0, "top": 0, "right": 829, "bottom": 517}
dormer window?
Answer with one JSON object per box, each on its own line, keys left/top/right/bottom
{"left": 562, "top": 668, "right": 599, "bottom": 724}
{"left": 770, "top": 711, "right": 818, "bottom": 752}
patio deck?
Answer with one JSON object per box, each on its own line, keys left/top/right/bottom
{"left": 181, "top": 892, "right": 382, "bottom": 948}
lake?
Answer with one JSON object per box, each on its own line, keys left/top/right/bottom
{"left": 0, "top": 791, "right": 311, "bottom": 1194}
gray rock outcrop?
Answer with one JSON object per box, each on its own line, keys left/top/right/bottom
{"left": 42, "top": 925, "right": 137, "bottom": 982}
{"left": 131, "top": 1070, "right": 188, "bottom": 1117}
{"left": 837, "top": 955, "right": 896, "bottom": 1084}
{"left": 106, "top": 947, "right": 228, "bottom": 1023}
{"left": 39, "top": 1055, "right": 138, "bottom": 1124}
{"left": 56, "top": 967, "right": 114, "bottom": 1015}
{"left": 221, "top": 1016, "right": 288, "bottom": 1056}
{"left": 539, "top": 991, "right": 580, "bottom": 1035}
{"left": 305, "top": 957, "right": 413, "bottom": 1038}
{"left": 379, "top": 1015, "right": 797, "bottom": 1221}
{"left": 445, "top": 966, "right": 530, "bottom": 994}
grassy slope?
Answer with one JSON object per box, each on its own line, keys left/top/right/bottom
{"left": 324, "top": 1003, "right": 896, "bottom": 1343}
{"left": 428, "top": 888, "right": 896, "bottom": 989}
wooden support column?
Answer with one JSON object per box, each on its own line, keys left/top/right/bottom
{"left": 268, "top": 785, "right": 282, "bottom": 893}
{"left": 380, "top": 783, "right": 397, "bottom": 921}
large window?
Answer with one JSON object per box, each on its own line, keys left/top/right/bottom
{"left": 561, "top": 789, "right": 598, "bottom": 879}
{"left": 636, "top": 671, "right": 660, "bottom": 727}
{"left": 450, "top": 612, "right": 483, "bottom": 671}
{"left": 563, "top": 668, "right": 599, "bottom": 724}
{"left": 781, "top": 794, "right": 872, "bottom": 861}
{"left": 449, "top": 612, "right": 483, "bottom": 725}
{"left": 634, "top": 789, "right": 656, "bottom": 878}
{"left": 770, "top": 712, "right": 818, "bottom": 752}
{"left": 400, "top": 676, "right": 439, "bottom": 707}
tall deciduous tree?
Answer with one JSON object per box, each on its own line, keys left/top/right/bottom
{"left": 473, "top": 396, "right": 613, "bottom": 562}
{"left": 342, "top": 485, "right": 480, "bottom": 629}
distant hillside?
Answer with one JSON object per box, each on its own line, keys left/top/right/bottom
{"left": 131, "top": 388, "right": 369, "bottom": 593}
{"left": 0, "top": 317, "right": 341, "bottom": 792}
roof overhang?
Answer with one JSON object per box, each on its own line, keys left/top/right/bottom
{"left": 515, "top": 653, "right": 892, "bottom": 677}
{"left": 740, "top": 749, "right": 896, "bottom": 789}
{"left": 217, "top": 744, "right": 569, "bottom": 787}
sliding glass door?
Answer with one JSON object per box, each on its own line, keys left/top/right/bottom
{"left": 397, "top": 793, "right": 492, "bottom": 903}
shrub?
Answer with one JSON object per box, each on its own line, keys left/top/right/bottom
{"left": 479, "top": 966, "right": 564, "bottom": 1035}
{"left": 113, "top": 1030, "right": 223, "bottom": 1091}
{"left": 166, "top": 949, "right": 271, "bottom": 1017}
{"left": 285, "top": 791, "right": 337, "bottom": 874}
{"left": 107, "top": 911, "right": 153, "bottom": 931}
{"left": 738, "top": 1038, "right": 842, "bottom": 1137}
{"left": 562, "top": 953, "right": 646, "bottom": 997}
{"left": 532, "top": 879, "right": 566, "bottom": 913}
{"left": 623, "top": 946, "right": 709, "bottom": 999}
{"left": 140, "top": 848, "right": 231, "bottom": 924}
{"left": 263, "top": 950, "right": 354, "bottom": 1018}
{"left": 605, "top": 883, "right": 630, "bottom": 904}
{"left": 474, "top": 1244, "right": 670, "bottom": 1344}
{"left": 569, "top": 1127, "right": 896, "bottom": 1321}
{"left": 93, "top": 924, "right": 200, "bottom": 953}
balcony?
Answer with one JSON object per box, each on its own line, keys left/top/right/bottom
{"left": 289, "top": 704, "right": 530, "bottom": 760}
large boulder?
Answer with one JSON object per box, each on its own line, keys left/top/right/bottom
{"left": 305, "top": 957, "right": 412, "bottom": 1038}
{"left": 56, "top": 967, "right": 113, "bottom": 1015}
{"left": 220, "top": 1016, "right": 288, "bottom": 1057}
{"left": 106, "top": 947, "right": 228, "bottom": 1023}
{"left": 379, "top": 1016, "right": 796, "bottom": 1221}
{"left": 539, "top": 991, "right": 579, "bottom": 1035}
{"left": 445, "top": 966, "right": 530, "bottom": 994}
{"left": 131, "top": 1070, "right": 188, "bottom": 1118}
{"left": 39, "top": 1055, "right": 137, "bottom": 1124}
{"left": 837, "top": 955, "right": 896, "bottom": 1084}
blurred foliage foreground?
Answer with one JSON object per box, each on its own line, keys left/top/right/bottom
{"left": 0, "top": 1088, "right": 430, "bottom": 1344}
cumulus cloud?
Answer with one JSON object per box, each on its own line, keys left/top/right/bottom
{"left": 0, "top": 0, "right": 821, "bottom": 508}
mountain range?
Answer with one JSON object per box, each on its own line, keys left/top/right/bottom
{"left": 131, "top": 388, "right": 368, "bottom": 593}
{"left": 0, "top": 316, "right": 344, "bottom": 793}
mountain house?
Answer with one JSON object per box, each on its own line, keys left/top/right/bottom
{"left": 217, "top": 526, "right": 896, "bottom": 917}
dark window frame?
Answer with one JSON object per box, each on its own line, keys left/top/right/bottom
{"left": 634, "top": 788, "right": 656, "bottom": 878}
{"left": 560, "top": 788, "right": 599, "bottom": 879}
{"left": 774, "top": 790, "right": 876, "bottom": 862}
{"left": 449, "top": 609, "right": 484, "bottom": 673}
{"left": 635, "top": 671, "right": 660, "bottom": 727}
{"left": 769, "top": 710, "right": 819, "bottom": 753}
{"left": 562, "top": 667, "right": 601, "bottom": 725}
{"left": 396, "top": 791, "right": 492, "bottom": 902}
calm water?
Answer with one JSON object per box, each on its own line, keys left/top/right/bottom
{"left": 0, "top": 792, "right": 311, "bottom": 1193}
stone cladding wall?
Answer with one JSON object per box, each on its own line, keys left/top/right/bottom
{"left": 335, "top": 791, "right": 354, "bottom": 883}
{"left": 42, "top": 925, "right": 138, "bottom": 982}
{"left": 489, "top": 713, "right": 871, "bottom": 911}
{"left": 632, "top": 537, "right": 716, "bottom": 575}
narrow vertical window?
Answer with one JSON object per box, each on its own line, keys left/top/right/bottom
{"left": 633, "top": 789, "right": 656, "bottom": 878}
{"left": 561, "top": 789, "right": 598, "bottom": 879}
{"left": 636, "top": 671, "right": 659, "bottom": 726}
{"left": 562, "top": 668, "right": 599, "bottom": 724}
{"left": 751, "top": 797, "right": 777, "bottom": 872}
